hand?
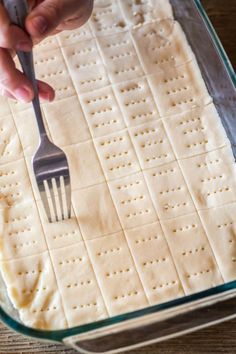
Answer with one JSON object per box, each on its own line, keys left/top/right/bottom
{"left": 0, "top": 0, "right": 93, "bottom": 102}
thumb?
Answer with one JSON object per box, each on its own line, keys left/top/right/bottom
{"left": 25, "top": 0, "right": 89, "bottom": 38}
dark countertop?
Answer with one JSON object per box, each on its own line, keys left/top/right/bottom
{"left": 0, "top": 1, "right": 235, "bottom": 353}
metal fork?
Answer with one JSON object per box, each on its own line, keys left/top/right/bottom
{"left": 4, "top": 0, "right": 71, "bottom": 222}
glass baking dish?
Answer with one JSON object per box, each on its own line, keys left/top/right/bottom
{"left": 0, "top": 0, "right": 235, "bottom": 352}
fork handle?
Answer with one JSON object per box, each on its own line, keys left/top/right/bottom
{"left": 3, "top": 0, "right": 48, "bottom": 138}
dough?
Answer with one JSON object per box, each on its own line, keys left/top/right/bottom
{"left": 0, "top": 0, "right": 235, "bottom": 330}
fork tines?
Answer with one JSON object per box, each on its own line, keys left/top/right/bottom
{"left": 39, "top": 175, "right": 71, "bottom": 223}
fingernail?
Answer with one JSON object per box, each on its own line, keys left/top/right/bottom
{"left": 31, "top": 15, "right": 48, "bottom": 34}
{"left": 16, "top": 41, "right": 32, "bottom": 52}
{"left": 14, "top": 87, "right": 32, "bottom": 102}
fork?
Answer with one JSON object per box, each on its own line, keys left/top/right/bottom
{"left": 4, "top": 0, "right": 71, "bottom": 222}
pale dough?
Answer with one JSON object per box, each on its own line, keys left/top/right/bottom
{"left": 50, "top": 242, "right": 108, "bottom": 327}
{"left": 97, "top": 31, "right": 145, "bottom": 84}
{"left": 61, "top": 38, "right": 110, "bottom": 94}
{"left": 119, "top": 0, "right": 173, "bottom": 26}
{"left": 125, "top": 222, "right": 184, "bottom": 304}
{"left": 86, "top": 232, "right": 149, "bottom": 315}
{"left": 163, "top": 103, "right": 229, "bottom": 159}
{"left": 144, "top": 161, "right": 196, "bottom": 220}
{"left": 72, "top": 183, "right": 121, "bottom": 239}
{"left": 132, "top": 20, "right": 194, "bottom": 74}
{"left": 129, "top": 120, "right": 175, "bottom": 169}
{"left": 90, "top": 3, "right": 128, "bottom": 37}
{"left": 148, "top": 59, "right": 212, "bottom": 116}
{"left": 161, "top": 213, "right": 224, "bottom": 294}
{"left": 43, "top": 96, "right": 91, "bottom": 146}
{"left": 80, "top": 85, "right": 126, "bottom": 138}
{"left": 179, "top": 146, "right": 236, "bottom": 210}
{"left": 108, "top": 172, "right": 158, "bottom": 229}
{"left": 199, "top": 204, "right": 236, "bottom": 282}
{"left": 0, "top": 0, "right": 235, "bottom": 330}
{"left": 1, "top": 252, "right": 67, "bottom": 329}
{"left": 94, "top": 130, "right": 141, "bottom": 180}
{"left": 113, "top": 77, "right": 160, "bottom": 127}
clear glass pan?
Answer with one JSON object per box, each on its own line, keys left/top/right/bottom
{"left": 0, "top": 0, "right": 235, "bottom": 353}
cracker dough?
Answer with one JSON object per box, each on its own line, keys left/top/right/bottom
{"left": 0, "top": 0, "right": 235, "bottom": 330}
{"left": 86, "top": 232, "right": 149, "bottom": 315}
{"left": 132, "top": 20, "right": 194, "bottom": 74}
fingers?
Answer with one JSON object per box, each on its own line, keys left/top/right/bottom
{"left": 0, "top": 3, "right": 32, "bottom": 51}
{"left": 26, "top": 0, "right": 94, "bottom": 39}
{"left": 37, "top": 80, "right": 55, "bottom": 102}
{"left": 0, "top": 48, "right": 55, "bottom": 102}
{"left": 0, "top": 2, "right": 55, "bottom": 103}
{"left": 0, "top": 48, "right": 34, "bottom": 102}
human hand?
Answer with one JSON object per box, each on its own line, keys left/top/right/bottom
{"left": 0, "top": 0, "right": 93, "bottom": 102}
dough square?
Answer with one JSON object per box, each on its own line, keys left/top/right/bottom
{"left": 50, "top": 242, "right": 108, "bottom": 327}
{"left": 163, "top": 103, "right": 229, "bottom": 159}
{"left": 43, "top": 96, "right": 91, "bottom": 146}
{"left": 148, "top": 60, "right": 212, "bottom": 116}
{"left": 62, "top": 39, "right": 110, "bottom": 94}
{"left": 113, "top": 77, "right": 160, "bottom": 127}
{"left": 80, "top": 86, "right": 126, "bottom": 138}
{"left": 199, "top": 204, "right": 236, "bottom": 282}
{"left": 57, "top": 23, "right": 92, "bottom": 46}
{"left": 97, "top": 31, "right": 144, "bottom": 83}
{"left": 0, "top": 200, "right": 47, "bottom": 261}
{"left": 0, "top": 159, "right": 34, "bottom": 208}
{"left": 0, "top": 114, "right": 23, "bottom": 164}
{"left": 34, "top": 36, "right": 59, "bottom": 54}
{"left": 73, "top": 183, "right": 121, "bottom": 239}
{"left": 90, "top": 3, "right": 128, "bottom": 36}
{"left": 108, "top": 172, "right": 158, "bottom": 229}
{"left": 129, "top": 121, "right": 175, "bottom": 169}
{"left": 144, "top": 161, "right": 196, "bottom": 220}
{"left": 162, "top": 213, "right": 223, "bottom": 294}
{"left": 13, "top": 108, "right": 51, "bottom": 157}
{"left": 34, "top": 48, "right": 76, "bottom": 101}
{"left": 179, "top": 147, "right": 236, "bottom": 210}
{"left": 94, "top": 0, "right": 113, "bottom": 6}
{"left": 119, "top": 0, "right": 173, "bottom": 26}
{"left": 94, "top": 130, "right": 141, "bottom": 180}
{"left": 86, "top": 232, "right": 149, "bottom": 315}
{"left": 125, "top": 222, "right": 184, "bottom": 304}
{"left": 132, "top": 20, "right": 194, "bottom": 75}
{"left": 8, "top": 98, "right": 33, "bottom": 114}
{"left": 0, "top": 96, "right": 11, "bottom": 117}
{"left": 0, "top": 252, "right": 67, "bottom": 330}
{"left": 36, "top": 199, "right": 82, "bottom": 249}
{"left": 64, "top": 141, "right": 105, "bottom": 190}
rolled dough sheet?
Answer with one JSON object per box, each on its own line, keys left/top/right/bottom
{"left": 0, "top": 0, "right": 235, "bottom": 330}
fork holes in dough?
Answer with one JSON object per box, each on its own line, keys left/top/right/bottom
{"left": 207, "top": 187, "right": 230, "bottom": 196}
{"left": 97, "top": 247, "right": 121, "bottom": 256}
{"left": 152, "top": 280, "right": 177, "bottom": 290}
{"left": 126, "top": 209, "right": 150, "bottom": 218}
{"left": 182, "top": 247, "right": 205, "bottom": 256}
{"left": 100, "top": 137, "right": 124, "bottom": 146}
{"left": 146, "top": 154, "right": 168, "bottom": 162}
{"left": 217, "top": 222, "right": 234, "bottom": 229}
{"left": 114, "top": 291, "right": 138, "bottom": 300}
{"left": 187, "top": 269, "right": 211, "bottom": 278}
{"left": 173, "top": 224, "right": 196, "bottom": 233}
{"left": 117, "top": 181, "right": 140, "bottom": 190}
{"left": 106, "top": 268, "right": 131, "bottom": 277}
{"left": 59, "top": 257, "right": 83, "bottom": 265}
{"left": 135, "top": 235, "right": 159, "bottom": 244}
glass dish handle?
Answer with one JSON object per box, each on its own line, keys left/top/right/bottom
{"left": 63, "top": 293, "right": 236, "bottom": 354}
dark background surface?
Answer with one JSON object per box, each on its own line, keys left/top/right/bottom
{"left": 0, "top": 1, "right": 235, "bottom": 353}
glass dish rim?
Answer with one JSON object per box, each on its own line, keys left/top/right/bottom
{"left": 0, "top": 0, "right": 236, "bottom": 343}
